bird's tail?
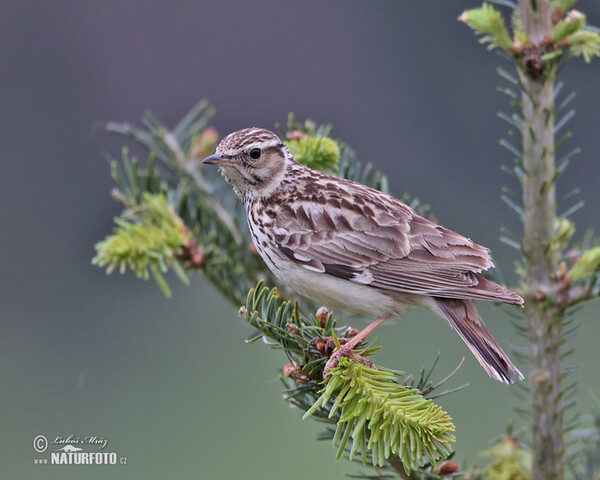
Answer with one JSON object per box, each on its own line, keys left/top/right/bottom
{"left": 429, "top": 297, "right": 524, "bottom": 384}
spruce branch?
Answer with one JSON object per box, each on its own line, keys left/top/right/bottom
{"left": 462, "top": 1, "right": 600, "bottom": 478}
{"left": 241, "top": 281, "right": 459, "bottom": 477}
{"left": 460, "top": 0, "right": 600, "bottom": 76}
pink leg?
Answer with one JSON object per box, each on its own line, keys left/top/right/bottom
{"left": 323, "top": 316, "right": 387, "bottom": 376}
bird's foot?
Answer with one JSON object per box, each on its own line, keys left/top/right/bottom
{"left": 323, "top": 344, "right": 374, "bottom": 378}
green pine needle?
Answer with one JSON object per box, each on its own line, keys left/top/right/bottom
{"left": 511, "top": 8, "right": 527, "bottom": 45}
{"left": 304, "top": 357, "right": 455, "bottom": 473}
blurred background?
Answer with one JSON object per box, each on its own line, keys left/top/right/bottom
{"left": 2, "top": 1, "right": 599, "bottom": 478}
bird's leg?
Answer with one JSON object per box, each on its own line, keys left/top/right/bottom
{"left": 323, "top": 316, "right": 387, "bottom": 377}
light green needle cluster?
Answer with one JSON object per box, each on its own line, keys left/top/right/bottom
{"left": 92, "top": 193, "right": 190, "bottom": 297}
{"left": 285, "top": 135, "right": 340, "bottom": 175}
{"left": 460, "top": 4, "right": 513, "bottom": 50}
{"left": 304, "top": 357, "right": 455, "bottom": 473}
{"left": 569, "top": 247, "right": 600, "bottom": 281}
{"left": 568, "top": 28, "right": 600, "bottom": 63}
{"left": 480, "top": 436, "right": 532, "bottom": 480}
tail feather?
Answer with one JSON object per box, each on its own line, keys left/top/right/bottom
{"left": 430, "top": 297, "right": 524, "bottom": 384}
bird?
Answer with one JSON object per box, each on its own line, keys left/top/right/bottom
{"left": 202, "top": 127, "right": 524, "bottom": 384}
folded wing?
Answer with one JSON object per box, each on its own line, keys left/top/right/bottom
{"left": 272, "top": 184, "right": 522, "bottom": 306}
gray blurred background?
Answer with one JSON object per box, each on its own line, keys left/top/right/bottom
{"left": 2, "top": 1, "right": 599, "bottom": 478}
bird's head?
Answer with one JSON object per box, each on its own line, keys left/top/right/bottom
{"left": 202, "top": 128, "right": 290, "bottom": 201}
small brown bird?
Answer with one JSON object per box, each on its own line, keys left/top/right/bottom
{"left": 203, "top": 128, "right": 524, "bottom": 384}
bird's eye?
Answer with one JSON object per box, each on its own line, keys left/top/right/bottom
{"left": 249, "top": 148, "right": 261, "bottom": 160}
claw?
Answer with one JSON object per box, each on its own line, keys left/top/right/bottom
{"left": 323, "top": 345, "right": 375, "bottom": 378}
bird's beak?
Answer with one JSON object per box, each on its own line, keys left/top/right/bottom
{"left": 202, "top": 153, "right": 237, "bottom": 167}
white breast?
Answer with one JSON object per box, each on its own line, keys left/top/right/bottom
{"left": 268, "top": 254, "right": 414, "bottom": 319}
